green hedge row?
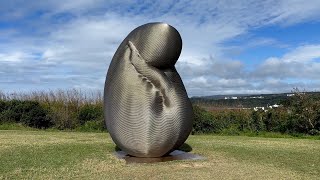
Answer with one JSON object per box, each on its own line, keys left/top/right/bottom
{"left": 192, "top": 106, "right": 288, "bottom": 135}
{"left": 0, "top": 100, "right": 52, "bottom": 128}
{"left": 0, "top": 100, "right": 105, "bottom": 131}
{"left": 192, "top": 94, "right": 320, "bottom": 135}
{"left": 1, "top": 91, "right": 320, "bottom": 135}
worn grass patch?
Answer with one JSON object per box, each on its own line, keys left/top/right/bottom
{"left": 0, "top": 130, "right": 319, "bottom": 179}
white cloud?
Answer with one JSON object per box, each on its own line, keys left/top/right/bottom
{"left": 0, "top": 52, "right": 27, "bottom": 62}
{"left": 282, "top": 45, "right": 320, "bottom": 63}
{"left": 254, "top": 45, "right": 320, "bottom": 79}
{"left": 2, "top": 0, "right": 320, "bottom": 95}
{"left": 269, "top": 0, "right": 320, "bottom": 25}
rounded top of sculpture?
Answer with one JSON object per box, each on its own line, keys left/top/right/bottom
{"left": 126, "top": 22, "right": 182, "bottom": 68}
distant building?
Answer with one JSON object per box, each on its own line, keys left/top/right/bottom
{"left": 268, "top": 104, "right": 280, "bottom": 109}
{"left": 250, "top": 96, "right": 264, "bottom": 99}
{"left": 225, "top": 96, "right": 238, "bottom": 99}
{"left": 253, "top": 107, "right": 265, "bottom": 111}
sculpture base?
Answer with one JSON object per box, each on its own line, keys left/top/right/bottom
{"left": 114, "top": 150, "right": 205, "bottom": 164}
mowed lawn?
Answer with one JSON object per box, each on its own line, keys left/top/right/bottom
{"left": 0, "top": 130, "right": 319, "bottom": 179}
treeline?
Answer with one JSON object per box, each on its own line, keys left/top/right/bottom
{"left": 0, "top": 89, "right": 319, "bottom": 135}
{"left": 190, "top": 92, "right": 320, "bottom": 108}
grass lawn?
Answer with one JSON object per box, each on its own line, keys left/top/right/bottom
{"left": 0, "top": 130, "right": 319, "bottom": 179}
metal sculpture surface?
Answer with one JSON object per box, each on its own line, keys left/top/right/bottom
{"left": 104, "top": 22, "right": 194, "bottom": 157}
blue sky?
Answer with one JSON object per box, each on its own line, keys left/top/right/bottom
{"left": 1, "top": 0, "right": 320, "bottom": 96}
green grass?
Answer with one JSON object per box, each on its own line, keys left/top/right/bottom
{"left": 0, "top": 123, "right": 38, "bottom": 131}
{"left": 216, "top": 130, "right": 320, "bottom": 140}
{"left": 0, "top": 130, "right": 319, "bottom": 179}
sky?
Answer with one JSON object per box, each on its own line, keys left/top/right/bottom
{"left": 1, "top": 0, "right": 320, "bottom": 97}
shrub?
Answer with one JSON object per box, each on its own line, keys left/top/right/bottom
{"left": 0, "top": 100, "right": 52, "bottom": 128}
{"left": 19, "top": 101, "right": 53, "bottom": 128}
{"left": 77, "top": 119, "right": 106, "bottom": 132}
{"left": 0, "top": 109, "right": 17, "bottom": 123}
{"left": 251, "top": 110, "right": 265, "bottom": 132}
{"left": 78, "top": 104, "right": 103, "bottom": 125}
{"left": 192, "top": 105, "right": 220, "bottom": 134}
{"left": 48, "top": 104, "right": 78, "bottom": 130}
{"left": 0, "top": 100, "right": 28, "bottom": 123}
{"left": 282, "top": 90, "right": 320, "bottom": 134}
{"left": 4, "top": 100, "right": 24, "bottom": 122}
{"left": 0, "top": 100, "right": 6, "bottom": 112}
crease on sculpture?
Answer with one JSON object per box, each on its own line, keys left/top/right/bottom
{"left": 104, "top": 22, "right": 194, "bottom": 157}
{"left": 128, "top": 41, "right": 170, "bottom": 106}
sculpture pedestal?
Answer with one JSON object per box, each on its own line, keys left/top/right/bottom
{"left": 114, "top": 150, "right": 205, "bottom": 164}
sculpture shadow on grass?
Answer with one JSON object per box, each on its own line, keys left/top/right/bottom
{"left": 177, "top": 143, "right": 193, "bottom": 152}
{"left": 113, "top": 143, "right": 205, "bottom": 164}
{"left": 114, "top": 143, "right": 193, "bottom": 154}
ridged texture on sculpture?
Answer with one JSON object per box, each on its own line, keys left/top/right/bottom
{"left": 104, "top": 22, "right": 194, "bottom": 157}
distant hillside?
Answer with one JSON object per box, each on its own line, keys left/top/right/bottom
{"left": 190, "top": 92, "right": 320, "bottom": 108}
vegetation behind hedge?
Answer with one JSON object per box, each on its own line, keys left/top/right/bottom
{"left": 192, "top": 90, "right": 320, "bottom": 135}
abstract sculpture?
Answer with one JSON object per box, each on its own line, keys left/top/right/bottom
{"left": 104, "top": 22, "right": 194, "bottom": 157}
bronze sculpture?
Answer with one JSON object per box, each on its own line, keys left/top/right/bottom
{"left": 104, "top": 22, "right": 194, "bottom": 157}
